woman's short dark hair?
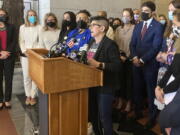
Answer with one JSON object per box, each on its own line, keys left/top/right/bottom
{"left": 113, "top": 18, "right": 122, "bottom": 24}
{"left": 141, "top": 1, "right": 156, "bottom": 12}
{"left": 77, "top": 9, "right": 91, "bottom": 17}
{"left": 90, "top": 16, "right": 109, "bottom": 32}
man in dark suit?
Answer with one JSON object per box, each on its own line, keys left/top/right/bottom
{"left": 87, "top": 16, "right": 121, "bottom": 135}
{"left": 130, "top": 1, "right": 163, "bottom": 129}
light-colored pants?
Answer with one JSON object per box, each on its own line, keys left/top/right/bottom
{"left": 21, "top": 57, "right": 37, "bottom": 98}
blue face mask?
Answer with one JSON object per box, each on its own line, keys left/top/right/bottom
{"left": 28, "top": 16, "right": 36, "bottom": 24}
{"left": 168, "top": 11, "right": 173, "bottom": 21}
{"left": 160, "top": 20, "right": 166, "bottom": 25}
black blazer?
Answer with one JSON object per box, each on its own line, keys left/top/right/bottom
{"left": 88, "top": 36, "right": 122, "bottom": 94}
{"left": 0, "top": 23, "right": 17, "bottom": 54}
{"left": 158, "top": 53, "right": 180, "bottom": 94}
{"left": 159, "top": 87, "right": 180, "bottom": 135}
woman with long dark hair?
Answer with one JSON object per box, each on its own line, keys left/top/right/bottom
{"left": 58, "top": 11, "right": 76, "bottom": 43}
{"left": 114, "top": 8, "right": 135, "bottom": 114}
{"left": 156, "top": 0, "right": 180, "bottom": 65}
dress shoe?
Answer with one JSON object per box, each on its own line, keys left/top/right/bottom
{"left": 0, "top": 103, "right": 4, "bottom": 110}
{"left": 30, "top": 98, "right": 37, "bottom": 106}
{"left": 4, "top": 102, "right": 11, "bottom": 109}
{"left": 88, "top": 122, "right": 93, "bottom": 135}
{"left": 144, "top": 120, "right": 156, "bottom": 129}
{"left": 25, "top": 97, "right": 31, "bottom": 105}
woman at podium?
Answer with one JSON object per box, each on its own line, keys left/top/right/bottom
{"left": 87, "top": 16, "right": 121, "bottom": 135}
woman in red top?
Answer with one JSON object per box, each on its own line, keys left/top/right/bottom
{"left": 0, "top": 9, "right": 17, "bottom": 109}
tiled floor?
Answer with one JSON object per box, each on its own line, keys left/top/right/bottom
{"left": 1, "top": 67, "right": 160, "bottom": 135}
{"left": 0, "top": 109, "right": 18, "bottom": 135}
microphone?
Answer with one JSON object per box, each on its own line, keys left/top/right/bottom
{"left": 77, "top": 44, "right": 88, "bottom": 64}
{"left": 47, "top": 42, "right": 64, "bottom": 58}
{"left": 46, "top": 30, "right": 81, "bottom": 58}
{"left": 46, "top": 37, "right": 77, "bottom": 58}
{"left": 62, "top": 38, "right": 77, "bottom": 55}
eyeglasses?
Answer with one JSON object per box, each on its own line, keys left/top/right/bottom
{"left": 89, "top": 23, "right": 102, "bottom": 27}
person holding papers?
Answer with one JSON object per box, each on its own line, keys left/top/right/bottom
{"left": 155, "top": 53, "right": 180, "bottom": 135}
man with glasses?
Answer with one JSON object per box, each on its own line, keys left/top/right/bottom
{"left": 130, "top": 1, "right": 163, "bottom": 129}
{"left": 87, "top": 16, "right": 121, "bottom": 135}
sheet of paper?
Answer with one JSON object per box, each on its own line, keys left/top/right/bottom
{"left": 164, "top": 92, "right": 177, "bottom": 105}
{"left": 166, "top": 75, "right": 175, "bottom": 85}
{"left": 154, "top": 99, "right": 165, "bottom": 110}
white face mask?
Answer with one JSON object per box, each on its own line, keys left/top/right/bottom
{"left": 134, "top": 14, "right": 140, "bottom": 21}
{"left": 159, "top": 20, "right": 166, "bottom": 25}
{"left": 122, "top": 17, "right": 131, "bottom": 24}
{"left": 168, "top": 11, "right": 174, "bottom": 21}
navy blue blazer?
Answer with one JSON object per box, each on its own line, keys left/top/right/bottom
{"left": 130, "top": 19, "right": 163, "bottom": 64}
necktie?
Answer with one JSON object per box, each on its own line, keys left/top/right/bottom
{"left": 141, "top": 23, "right": 147, "bottom": 39}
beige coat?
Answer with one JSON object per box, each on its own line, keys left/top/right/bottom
{"left": 115, "top": 25, "right": 135, "bottom": 56}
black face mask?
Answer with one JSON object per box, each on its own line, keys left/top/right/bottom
{"left": 62, "top": 20, "right": 71, "bottom": 27}
{"left": 141, "top": 12, "right": 150, "bottom": 21}
{"left": 0, "top": 16, "right": 8, "bottom": 23}
{"left": 109, "top": 22, "right": 113, "bottom": 27}
{"left": 77, "top": 20, "right": 87, "bottom": 29}
{"left": 112, "top": 24, "right": 120, "bottom": 30}
{"left": 47, "top": 22, "right": 56, "bottom": 28}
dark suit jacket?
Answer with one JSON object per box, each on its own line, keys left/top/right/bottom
{"left": 159, "top": 87, "right": 180, "bottom": 135}
{"left": 88, "top": 36, "right": 122, "bottom": 95}
{"left": 0, "top": 23, "right": 17, "bottom": 55}
{"left": 130, "top": 19, "right": 163, "bottom": 64}
{"left": 158, "top": 53, "right": 180, "bottom": 94}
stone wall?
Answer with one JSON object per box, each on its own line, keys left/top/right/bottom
{"left": 38, "top": 0, "right": 170, "bottom": 25}
{"left": 39, "top": 0, "right": 141, "bottom": 25}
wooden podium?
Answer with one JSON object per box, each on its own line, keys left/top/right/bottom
{"left": 27, "top": 49, "right": 103, "bottom": 135}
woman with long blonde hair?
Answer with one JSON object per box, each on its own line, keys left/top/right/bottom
{"left": 19, "top": 9, "right": 42, "bottom": 106}
{"left": 39, "top": 12, "right": 60, "bottom": 50}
